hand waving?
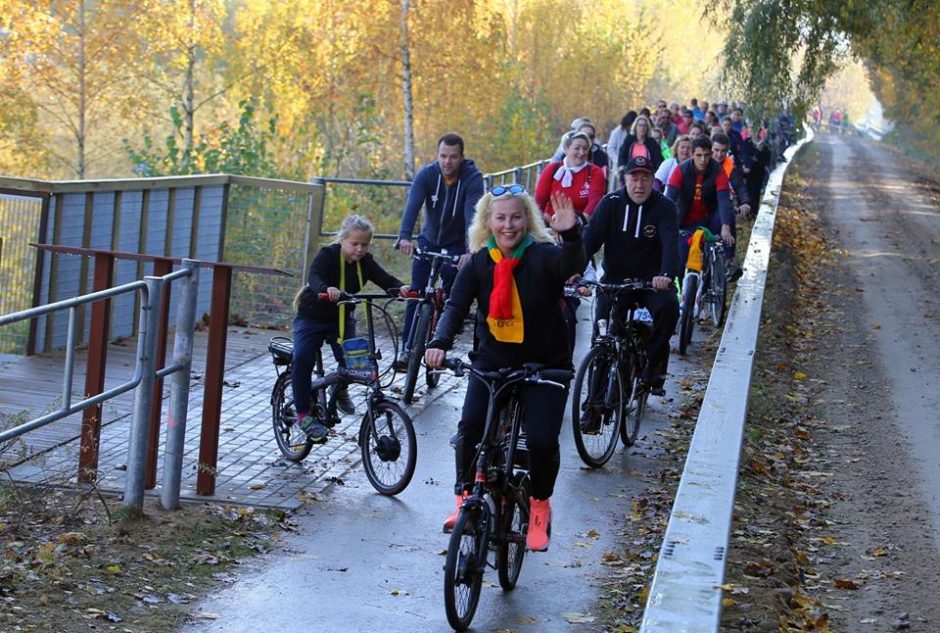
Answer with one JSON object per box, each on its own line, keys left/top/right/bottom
{"left": 549, "top": 193, "right": 578, "bottom": 233}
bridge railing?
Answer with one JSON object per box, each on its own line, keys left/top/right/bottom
{"left": 0, "top": 163, "right": 556, "bottom": 353}
{"left": 0, "top": 174, "right": 319, "bottom": 352}
{"left": 483, "top": 159, "right": 550, "bottom": 191}
{"left": 639, "top": 130, "right": 814, "bottom": 632}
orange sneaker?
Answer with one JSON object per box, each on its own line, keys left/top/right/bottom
{"left": 443, "top": 492, "right": 470, "bottom": 533}
{"left": 527, "top": 497, "right": 552, "bottom": 551}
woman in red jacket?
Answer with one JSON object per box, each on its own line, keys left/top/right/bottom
{"left": 535, "top": 131, "right": 607, "bottom": 225}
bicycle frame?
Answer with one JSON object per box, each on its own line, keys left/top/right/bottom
{"left": 407, "top": 248, "right": 458, "bottom": 345}
{"left": 450, "top": 362, "right": 569, "bottom": 557}
{"left": 331, "top": 293, "right": 400, "bottom": 406}
{"left": 589, "top": 280, "right": 652, "bottom": 382}
{"left": 683, "top": 239, "right": 725, "bottom": 313}
{"left": 272, "top": 292, "right": 405, "bottom": 416}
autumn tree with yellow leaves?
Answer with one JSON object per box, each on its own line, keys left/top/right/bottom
{"left": 1, "top": 0, "right": 730, "bottom": 181}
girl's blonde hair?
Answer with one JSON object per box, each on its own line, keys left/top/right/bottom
{"left": 467, "top": 189, "right": 553, "bottom": 253}
{"left": 331, "top": 214, "right": 374, "bottom": 244}
{"left": 294, "top": 214, "right": 374, "bottom": 311}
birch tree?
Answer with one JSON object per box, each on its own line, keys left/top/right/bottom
{"left": 400, "top": 0, "right": 416, "bottom": 180}
{"left": 133, "top": 0, "right": 227, "bottom": 172}
{"left": 1, "top": 0, "right": 143, "bottom": 178}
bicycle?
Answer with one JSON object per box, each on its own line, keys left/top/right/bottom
{"left": 437, "top": 358, "right": 571, "bottom": 631}
{"left": 268, "top": 291, "right": 417, "bottom": 496}
{"left": 400, "top": 245, "right": 460, "bottom": 404}
{"left": 677, "top": 229, "right": 728, "bottom": 355}
{"left": 571, "top": 280, "right": 654, "bottom": 468}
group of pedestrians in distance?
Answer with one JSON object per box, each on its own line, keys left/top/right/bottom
{"left": 811, "top": 105, "right": 851, "bottom": 135}
{"left": 289, "top": 97, "right": 790, "bottom": 553}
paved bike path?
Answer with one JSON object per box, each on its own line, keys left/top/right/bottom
{"left": 179, "top": 307, "right": 698, "bottom": 632}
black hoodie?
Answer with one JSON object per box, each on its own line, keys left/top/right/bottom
{"left": 583, "top": 188, "right": 679, "bottom": 282}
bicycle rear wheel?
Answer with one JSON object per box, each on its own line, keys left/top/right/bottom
{"left": 679, "top": 275, "right": 698, "bottom": 355}
{"left": 571, "top": 345, "right": 623, "bottom": 468}
{"left": 709, "top": 255, "right": 727, "bottom": 327}
{"left": 271, "top": 371, "right": 313, "bottom": 462}
{"left": 497, "top": 473, "right": 529, "bottom": 590}
{"left": 359, "top": 400, "right": 417, "bottom": 495}
{"left": 403, "top": 303, "right": 432, "bottom": 404}
{"left": 444, "top": 507, "right": 486, "bottom": 631}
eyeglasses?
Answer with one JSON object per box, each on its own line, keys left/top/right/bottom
{"left": 490, "top": 184, "right": 526, "bottom": 197}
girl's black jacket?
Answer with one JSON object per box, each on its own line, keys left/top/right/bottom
{"left": 295, "top": 243, "right": 403, "bottom": 322}
{"left": 428, "top": 225, "right": 586, "bottom": 369}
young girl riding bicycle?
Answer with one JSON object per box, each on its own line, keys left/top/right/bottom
{"left": 292, "top": 215, "right": 409, "bottom": 442}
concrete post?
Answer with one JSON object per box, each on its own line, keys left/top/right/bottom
{"left": 160, "top": 260, "right": 200, "bottom": 510}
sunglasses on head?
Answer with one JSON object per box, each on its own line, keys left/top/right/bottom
{"left": 490, "top": 184, "right": 526, "bottom": 197}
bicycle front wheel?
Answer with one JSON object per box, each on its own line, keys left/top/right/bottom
{"left": 359, "top": 400, "right": 417, "bottom": 495}
{"left": 709, "top": 255, "right": 727, "bottom": 327}
{"left": 403, "top": 303, "right": 432, "bottom": 404}
{"left": 571, "top": 345, "right": 623, "bottom": 468}
{"left": 271, "top": 371, "right": 313, "bottom": 462}
{"left": 444, "top": 507, "right": 486, "bottom": 631}
{"left": 425, "top": 307, "right": 441, "bottom": 389}
{"left": 497, "top": 473, "right": 529, "bottom": 591}
{"left": 620, "top": 358, "right": 647, "bottom": 447}
{"left": 679, "top": 275, "right": 698, "bottom": 355}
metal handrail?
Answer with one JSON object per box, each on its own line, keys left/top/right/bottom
{"left": 483, "top": 158, "right": 548, "bottom": 180}
{"left": 0, "top": 261, "right": 200, "bottom": 512}
{"left": 640, "top": 130, "right": 815, "bottom": 631}
{"left": 0, "top": 173, "right": 320, "bottom": 194}
{"left": 0, "top": 268, "right": 197, "bottom": 445}
{"left": 0, "top": 279, "right": 149, "bottom": 443}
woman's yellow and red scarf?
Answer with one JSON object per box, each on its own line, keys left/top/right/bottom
{"left": 486, "top": 235, "right": 532, "bottom": 343}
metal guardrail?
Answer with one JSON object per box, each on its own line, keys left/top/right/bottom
{"left": 640, "top": 129, "right": 814, "bottom": 631}
{"left": 483, "top": 158, "right": 550, "bottom": 191}
{"left": 0, "top": 260, "right": 200, "bottom": 511}
{"left": 0, "top": 279, "right": 151, "bottom": 440}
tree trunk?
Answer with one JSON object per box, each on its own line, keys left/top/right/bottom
{"left": 182, "top": 0, "right": 196, "bottom": 172}
{"left": 400, "top": 0, "right": 415, "bottom": 180}
{"left": 77, "top": 0, "right": 87, "bottom": 179}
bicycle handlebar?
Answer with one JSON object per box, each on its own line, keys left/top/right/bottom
{"left": 439, "top": 358, "right": 571, "bottom": 390}
{"left": 678, "top": 228, "right": 722, "bottom": 243}
{"left": 317, "top": 288, "right": 411, "bottom": 302}
{"left": 580, "top": 279, "right": 653, "bottom": 294}
{"left": 412, "top": 245, "right": 462, "bottom": 265}
{"left": 394, "top": 239, "right": 462, "bottom": 265}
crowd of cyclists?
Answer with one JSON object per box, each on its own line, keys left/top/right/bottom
{"left": 290, "top": 97, "right": 795, "bottom": 554}
{"left": 811, "top": 104, "right": 853, "bottom": 135}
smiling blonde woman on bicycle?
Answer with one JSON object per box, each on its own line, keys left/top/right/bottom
{"left": 425, "top": 186, "right": 585, "bottom": 552}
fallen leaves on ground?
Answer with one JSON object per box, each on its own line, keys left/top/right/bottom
{"left": 0, "top": 488, "right": 290, "bottom": 632}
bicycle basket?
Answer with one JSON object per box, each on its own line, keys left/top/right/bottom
{"left": 340, "top": 337, "right": 377, "bottom": 381}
